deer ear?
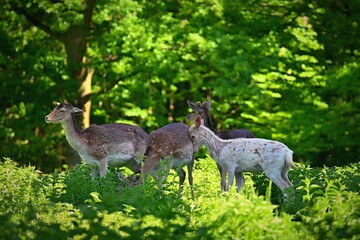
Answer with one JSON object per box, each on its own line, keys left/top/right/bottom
{"left": 73, "top": 107, "right": 83, "bottom": 113}
{"left": 188, "top": 100, "right": 201, "bottom": 112}
{"left": 187, "top": 100, "right": 195, "bottom": 108}
{"left": 204, "top": 101, "right": 211, "bottom": 110}
{"left": 195, "top": 116, "right": 202, "bottom": 127}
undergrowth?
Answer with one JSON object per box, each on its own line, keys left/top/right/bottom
{"left": 1, "top": 157, "right": 359, "bottom": 239}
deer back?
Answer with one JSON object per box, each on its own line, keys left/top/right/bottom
{"left": 145, "top": 122, "right": 195, "bottom": 159}
{"left": 217, "top": 129, "right": 255, "bottom": 139}
{"left": 79, "top": 123, "right": 148, "bottom": 159}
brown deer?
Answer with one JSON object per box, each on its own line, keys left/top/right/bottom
{"left": 187, "top": 100, "right": 255, "bottom": 191}
{"left": 119, "top": 122, "right": 200, "bottom": 199}
{"left": 189, "top": 116, "right": 296, "bottom": 195}
{"left": 45, "top": 102, "right": 148, "bottom": 179}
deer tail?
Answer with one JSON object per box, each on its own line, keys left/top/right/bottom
{"left": 285, "top": 149, "right": 297, "bottom": 169}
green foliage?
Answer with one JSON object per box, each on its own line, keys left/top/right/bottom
{"left": 0, "top": 158, "right": 45, "bottom": 213}
{"left": 299, "top": 178, "right": 360, "bottom": 239}
{"left": 1, "top": 0, "right": 359, "bottom": 171}
{"left": 1, "top": 157, "right": 360, "bottom": 239}
{"left": 45, "top": 163, "right": 121, "bottom": 207}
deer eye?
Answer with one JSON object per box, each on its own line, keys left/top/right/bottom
{"left": 191, "top": 136, "right": 195, "bottom": 139}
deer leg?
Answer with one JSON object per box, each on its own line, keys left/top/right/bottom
{"left": 91, "top": 165, "right": 98, "bottom": 180}
{"left": 99, "top": 159, "right": 108, "bottom": 178}
{"left": 216, "top": 163, "right": 225, "bottom": 190}
{"left": 158, "top": 157, "right": 172, "bottom": 184}
{"left": 264, "top": 170, "right": 289, "bottom": 192}
{"left": 177, "top": 168, "right": 186, "bottom": 199}
{"left": 264, "top": 171, "right": 288, "bottom": 199}
{"left": 281, "top": 169, "right": 293, "bottom": 188}
{"left": 235, "top": 172, "right": 245, "bottom": 193}
{"left": 221, "top": 166, "right": 228, "bottom": 191}
{"left": 142, "top": 153, "right": 162, "bottom": 181}
{"left": 187, "top": 159, "right": 195, "bottom": 200}
{"left": 280, "top": 169, "right": 295, "bottom": 201}
{"left": 127, "top": 158, "right": 141, "bottom": 173}
{"left": 227, "top": 168, "right": 236, "bottom": 191}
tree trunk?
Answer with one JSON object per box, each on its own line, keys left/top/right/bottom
{"left": 60, "top": 0, "right": 95, "bottom": 128}
{"left": 11, "top": 0, "right": 96, "bottom": 128}
{"left": 11, "top": 0, "right": 95, "bottom": 167}
{"left": 81, "top": 67, "right": 94, "bottom": 128}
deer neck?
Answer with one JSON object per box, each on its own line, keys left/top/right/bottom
{"left": 202, "top": 112, "right": 216, "bottom": 133}
{"left": 61, "top": 114, "right": 85, "bottom": 151}
{"left": 199, "top": 126, "right": 224, "bottom": 160}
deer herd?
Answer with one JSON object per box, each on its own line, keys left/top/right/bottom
{"left": 45, "top": 100, "right": 296, "bottom": 200}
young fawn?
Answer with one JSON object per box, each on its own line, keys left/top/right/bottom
{"left": 187, "top": 100, "right": 255, "bottom": 191}
{"left": 189, "top": 116, "right": 296, "bottom": 195}
{"left": 45, "top": 102, "right": 148, "bottom": 178}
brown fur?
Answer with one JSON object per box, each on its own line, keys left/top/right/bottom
{"left": 45, "top": 102, "right": 148, "bottom": 178}
{"left": 122, "top": 122, "right": 199, "bottom": 199}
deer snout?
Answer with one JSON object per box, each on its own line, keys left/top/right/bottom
{"left": 45, "top": 115, "right": 51, "bottom": 123}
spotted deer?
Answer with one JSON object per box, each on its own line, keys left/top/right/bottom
{"left": 119, "top": 122, "right": 200, "bottom": 199}
{"left": 45, "top": 102, "right": 148, "bottom": 178}
{"left": 189, "top": 116, "right": 296, "bottom": 195}
{"left": 187, "top": 100, "right": 255, "bottom": 191}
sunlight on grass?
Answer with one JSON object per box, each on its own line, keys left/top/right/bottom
{"left": 0, "top": 157, "right": 359, "bottom": 239}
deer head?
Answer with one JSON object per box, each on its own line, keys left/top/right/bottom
{"left": 187, "top": 100, "right": 214, "bottom": 130}
{"left": 45, "top": 102, "right": 83, "bottom": 123}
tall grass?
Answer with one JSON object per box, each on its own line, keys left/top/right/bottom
{"left": 1, "top": 157, "right": 359, "bottom": 239}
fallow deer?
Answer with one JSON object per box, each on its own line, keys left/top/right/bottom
{"left": 187, "top": 100, "right": 255, "bottom": 139}
{"left": 45, "top": 102, "right": 148, "bottom": 178}
{"left": 187, "top": 100, "right": 255, "bottom": 191}
{"left": 189, "top": 116, "right": 296, "bottom": 195}
{"left": 119, "top": 122, "right": 200, "bottom": 199}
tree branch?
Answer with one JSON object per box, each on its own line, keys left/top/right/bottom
{"left": 10, "top": 3, "right": 63, "bottom": 41}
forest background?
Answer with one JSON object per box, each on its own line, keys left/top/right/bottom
{"left": 1, "top": 0, "right": 359, "bottom": 173}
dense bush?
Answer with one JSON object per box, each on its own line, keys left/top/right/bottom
{"left": 1, "top": 157, "right": 359, "bottom": 239}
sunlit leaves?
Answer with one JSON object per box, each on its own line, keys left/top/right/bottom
{"left": 111, "top": 57, "right": 132, "bottom": 74}
{"left": 1, "top": 158, "right": 360, "bottom": 239}
{"left": 1, "top": 0, "right": 360, "bottom": 170}
{"left": 287, "top": 16, "right": 323, "bottom": 52}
